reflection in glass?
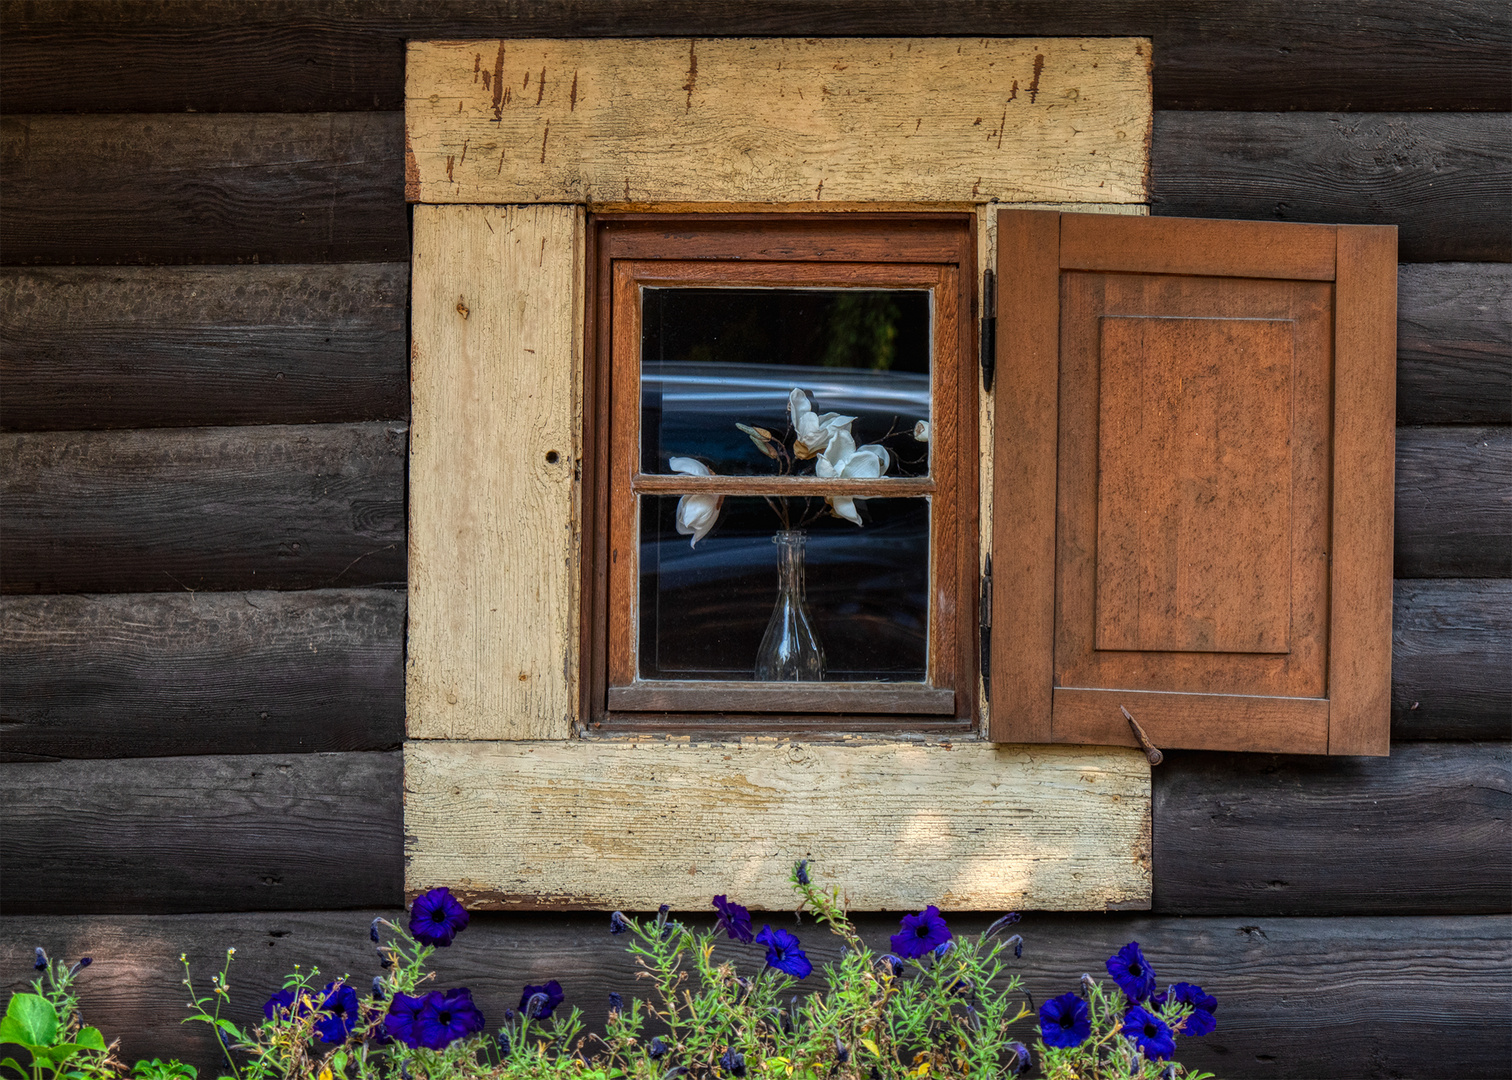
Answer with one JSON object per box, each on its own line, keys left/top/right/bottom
{"left": 641, "top": 288, "right": 932, "bottom": 478}
{"left": 638, "top": 496, "right": 929, "bottom": 682}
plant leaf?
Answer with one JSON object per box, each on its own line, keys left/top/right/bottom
{"left": 73, "top": 1027, "right": 107, "bottom": 1051}
{"left": 2, "top": 993, "right": 58, "bottom": 1045}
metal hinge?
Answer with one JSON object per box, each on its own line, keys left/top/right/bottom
{"left": 979, "top": 555, "right": 992, "bottom": 703}
{"left": 980, "top": 268, "right": 997, "bottom": 391}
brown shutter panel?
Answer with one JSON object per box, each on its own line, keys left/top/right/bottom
{"left": 990, "top": 212, "right": 1396, "bottom": 756}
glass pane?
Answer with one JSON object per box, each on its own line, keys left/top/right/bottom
{"left": 641, "top": 288, "right": 932, "bottom": 479}
{"left": 638, "top": 495, "right": 929, "bottom": 682}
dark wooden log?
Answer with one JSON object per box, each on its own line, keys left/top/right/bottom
{"left": 0, "top": 421, "right": 407, "bottom": 595}
{"left": 0, "top": 752, "right": 402, "bottom": 915}
{"left": 1153, "top": 742, "right": 1512, "bottom": 916}
{"left": 0, "top": 589, "right": 405, "bottom": 762}
{"left": 1393, "top": 579, "right": 1512, "bottom": 741}
{"left": 1152, "top": 112, "right": 1512, "bottom": 263}
{"left": 1397, "top": 263, "right": 1511, "bottom": 426}
{"left": 0, "top": 113, "right": 406, "bottom": 266}
{"left": 0, "top": 264, "right": 409, "bottom": 431}
{"left": 1, "top": 1, "right": 1507, "bottom": 113}
{"left": 1395, "top": 426, "right": 1512, "bottom": 579}
{"left": 1, "top": 910, "right": 1507, "bottom": 1077}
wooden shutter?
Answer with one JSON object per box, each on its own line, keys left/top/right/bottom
{"left": 990, "top": 211, "right": 1396, "bottom": 756}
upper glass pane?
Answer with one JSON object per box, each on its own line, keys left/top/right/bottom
{"left": 641, "top": 288, "right": 932, "bottom": 479}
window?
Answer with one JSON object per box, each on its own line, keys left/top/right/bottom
{"left": 584, "top": 215, "right": 980, "bottom": 732}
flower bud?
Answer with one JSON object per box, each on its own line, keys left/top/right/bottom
{"left": 33, "top": 947, "right": 46, "bottom": 971}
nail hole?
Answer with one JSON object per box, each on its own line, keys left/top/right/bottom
{"left": 545, "top": 450, "right": 560, "bottom": 464}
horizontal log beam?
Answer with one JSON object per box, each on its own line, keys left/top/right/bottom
{"left": 1153, "top": 112, "right": 1512, "bottom": 263}
{"left": 0, "top": 752, "right": 403, "bottom": 915}
{"left": 0, "top": 421, "right": 407, "bottom": 594}
{"left": 0, "top": 264, "right": 410, "bottom": 431}
{"left": 0, "top": 113, "right": 406, "bottom": 266}
{"left": 1153, "top": 741, "right": 1512, "bottom": 916}
{"left": 1, "top": 910, "right": 1506, "bottom": 1078}
{"left": 1397, "top": 263, "right": 1511, "bottom": 425}
{"left": 2, "top": 1, "right": 1506, "bottom": 112}
{"left": 1395, "top": 426, "right": 1512, "bottom": 579}
{"left": 1392, "top": 579, "right": 1512, "bottom": 740}
{"left": 0, "top": 589, "right": 405, "bottom": 761}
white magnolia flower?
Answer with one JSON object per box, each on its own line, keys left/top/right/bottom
{"left": 913, "top": 420, "right": 931, "bottom": 442}
{"left": 788, "top": 388, "right": 857, "bottom": 459}
{"left": 668, "top": 456, "right": 723, "bottom": 547}
{"left": 815, "top": 429, "right": 891, "bottom": 526}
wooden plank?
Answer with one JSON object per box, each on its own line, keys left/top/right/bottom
{"left": 0, "top": 265, "right": 409, "bottom": 431}
{"left": 404, "top": 38, "right": 1151, "bottom": 205}
{"left": 405, "top": 740, "right": 1151, "bottom": 911}
{"left": 1399, "top": 262, "right": 1512, "bottom": 425}
{"left": 606, "top": 683, "right": 957, "bottom": 715}
{"left": 1392, "top": 579, "right": 1512, "bottom": 741}
{"left": 0, "top": 113, "right": 406, "bottom": 266}
{"left": 3, "top": 2, "right": 1507, "bottom": 113}
{"left": 408, "top": 205, "right": 582, "bottom": 741}
{"left": 1395, "top": 426, "right": 1512, "bottom": 578}
{"left": 0, "top": 422, "right": 407, "bottom": 595}
{"left": 1060, "top": 214, "right": 1337, "bottom": 279}
{"left": 0, "top": 589, "right": 404, "bottom": 762}
{"left": 1153, "top": 742, "right": 1512, "bottom": 916}
{"left": 990, "top": 210, "right": 1060, "bottom": 742}
{"left": 0, "top": 752, "right": 402, "bottom": 914}
{"left": 1053, "top": 689, "right": 1330, "bottom": 756}
{"left": 632, "top": 475, "right": 934, "bottom": 496}
{"left": 1328, "top": 225, "right": 1398, "bottom": 756}
{"left": 1152, "top": 112, "right": 1512, "bottom": 263}
{"left": 2, "top": 910, "right": 1507, "bottom": 1078}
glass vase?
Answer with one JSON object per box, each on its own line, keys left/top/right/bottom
{"left": 754, "top": 529, "right": 826, "bottom": 681}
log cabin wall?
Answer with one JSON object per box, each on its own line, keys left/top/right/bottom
{"left": 1, "top": 3, "right": 1507, "bottom": 1074}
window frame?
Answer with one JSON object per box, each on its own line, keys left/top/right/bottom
{"left": 582, "top": 213, "right": 982, "bottom": 734}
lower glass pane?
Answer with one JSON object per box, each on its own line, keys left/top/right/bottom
{"left": 638, "top": 495, "right": 929, "bottom": 682}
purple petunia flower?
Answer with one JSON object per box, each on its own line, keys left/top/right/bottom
{"left": 1122, "top": 1005, "right": 1176, "bottom": 1060}
{"left": 519, "top": 980, "right": 565, "bottom": 1020}
{"left": 756, "top": 926, "right": 812, "bottom": 980}
{"left": 1039, "top": 992, "right": 1091, "bottom": 1048}
{"left": 711, "top": 895, "right": 755, "bottom": 943}
{"left": 609, "top": 910, "right": 630, "bottom": 935}
{"left": 416, "top": 987, "right": 485, "bottom": 1050}
{"left": 264, "top": 987, "right": 313, "bottom": 1022}
{"left": 890, "top": 905, "right": 953, "bottom": 960}
{"left": 794, "top": 860, "right": 810, "bottom": 886}
{"left": 1165, "top": 982, "right": 1218, "bottom": 1036}
{"left": 1106, "top": 941, "right": 1158, "bottom": 1003}
{"left": 1004, "top": 1041, "right": 1032, "bottom": 1076}
{"left": 383, "top": 991, "right": 432, "bottom": 1049}
{"left": 719, "top": 1047, "right": 747, "bottom": 1077}
{"left": 409, "top": 887, "right": 470, "bottom": 947}
{"left": 314, "top": 982, "right": 361, "bottom": 1043}
{"left": 648, "top": 1036, "right": 669, "bottom": 1060}
{"left": 33, "top": 948, "right": 47, "bottom": 971}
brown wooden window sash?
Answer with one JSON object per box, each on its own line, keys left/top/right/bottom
{"left": 584, "top": 214, "right": 979, "bottom": 732}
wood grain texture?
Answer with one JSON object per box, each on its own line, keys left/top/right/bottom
{"left": 1, "top": 422, "right": 407, "bottom": 595}
{"left": 1397, "top": 262, "right": 1512, "bottom": 426}
{"left": 1059, "top": 213, "right": 1337, "bottom": 279}
{"left": 0, "top": 752, "right": 402, "bottom": 914}
{"left": 1395, "top": 426, "right": 1512, "bottom": 578}
{"left": 408, "top": 205, "right": 582, "bottom": 741}
{"left": 0, "top": 264, "right": 409, "bottom": 431}
{"left": 405, "top": 38, "right": 1151, "bottom": 205}
{"left": 3, "top": 1, "right": 1507, "bottom": 113}
{"left": 1152, "top": 112, "right": 1512, "bottom": 263}
{"left": 405, "top": 740, "right": 1151, "bottom": 911}
{"left": 2, "top": 910, "right": 1508, "bottom": 1078}
{"left": 0, "top": 113, "right": 406, "bottom": 266}
{"left": 1153, "top": 742, "right": 1512, "bottom": 916}
{"left": 1392, "top": 579, "right": 1512, "bottom": 741}
{"left": 0, "top": 589, "right": 404, "bottom": 762}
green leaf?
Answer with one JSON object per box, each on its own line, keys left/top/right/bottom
{"left": 72, "top": 1028, "right": 106, "bottom": 1052}
{"left": 2, "top": 993, "right": 58, "bottom": 1045}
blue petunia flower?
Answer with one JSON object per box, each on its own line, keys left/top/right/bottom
{"left": 33, "top": 948, "right": 46, "bottom": 971}
{"left": 1122, "top": 1005, "right": 1176, "bottom": 1060}
{"left": 609, "top": 910, "right": 630, "bottom": 935}
{"left": 383, "top": 991, "right": 432, "bottom": 1049}
{"left": 608, "top": 991, "right": 623, "bottom": 1015}
{"left": 1005, "top": 1041, "right": 1032, "bottom": 1076}
{"left": 416, "top": 987, "right": 485, "bottom": 1050}
{"left": 711, "top": 895, "right": 755, "bottom": 943}
{"left": 1165, "top": 982, "right": 1218, "bottom": 1036}
{"left": 756, "top": 926, "right": 812, "bottom": 979}
{"left": 794, "top": 860, "right": 810, "bottom": 886}
{"left": 719, "top": 1047, "right": 747, "bottom": 1077}
{"left": 648, "top": 1036, "right": 669, "bottom": 1060}
{"left": 1106, "top": 941, "right": 1157, "bottom": 1003}
{"left": 409, "top": 887, "right": 470, "bottom": 947}
{"left": 1039, "top": 992, "right": 1091, "bottom": 1048}
{"left": 264, "top": 987, "right": 313, "bottom": 1022}
{"left": 890, "top": 905, "right": 953, "bottom": 959}
{"left": 519, "top": 979, "right": 565, "bottom": 1020}
{"left": 314, "top": 982, "right": 361, "bottom": 1043}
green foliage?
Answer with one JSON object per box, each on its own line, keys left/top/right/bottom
{"left": 0, "top": 955, "right": 114, "bottom": 1080}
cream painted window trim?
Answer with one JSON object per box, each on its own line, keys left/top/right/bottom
{"left": 405, "top": 37, "right": 1154, "bottom": 912}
